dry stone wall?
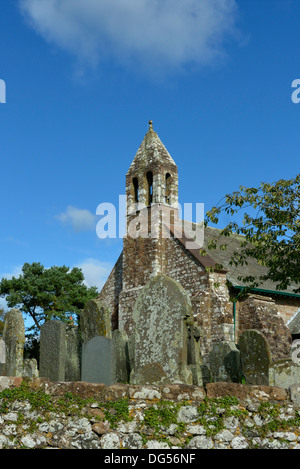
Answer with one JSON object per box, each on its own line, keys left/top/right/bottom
{"left": 1, "top": 378, "right": 300, "bottom": 450}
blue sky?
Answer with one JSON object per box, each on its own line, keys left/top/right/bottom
{"left": 0, "top": 0, "right": 299, "bottom": 309}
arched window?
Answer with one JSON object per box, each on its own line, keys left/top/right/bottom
{"left": 146, "top": 171, "right": 153, "bottom": 206}
{"left": 165, "top": 173, "right": 171, "bottom": 204}
{"left": 133, "top": 177, "right": 139, "bottom": 203}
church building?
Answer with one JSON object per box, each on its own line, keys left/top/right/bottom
{"left": 98, "top": 122, "right": 300, "bottom": 364}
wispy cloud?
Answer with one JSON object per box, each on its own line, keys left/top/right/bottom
{"left": 56, "top": 205, "right": 96, "bottom": 232}
{"left": 19, "top": 0, "right": 240, "bottom": 76}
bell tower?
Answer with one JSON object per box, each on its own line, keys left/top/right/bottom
{"left": 126, "top": 120, "right": 178, "bottom": 214}
{"left": 123, "top": 121, "right": 179, "bottom": 290}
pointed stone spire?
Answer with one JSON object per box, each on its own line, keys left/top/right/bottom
{"left": 127, "top": 121, "right": 176, "bottom": 174}
{"left": 126, "top": 121, "right": 179, "bottom": 211}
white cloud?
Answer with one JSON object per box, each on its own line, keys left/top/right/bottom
{"left": 19, "top": 0, "right": 239, "bottom": 75}
{"left": 56, "top": 205, "right": 96, "bottom": 232}
{"left": 0, "top": 266, "right": 23, "bottom": 281}
{"left": 75, "top": 258, "right": 112, "bottom": 290}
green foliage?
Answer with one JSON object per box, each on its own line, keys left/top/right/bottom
{"left": 205, "top": 174, "right": 300, "bottom": 293}
{"left": 0, "top": 381, "right": 94, "bottom": 416}
{"left": 143, "top": 400, "right": 180, "bottom": 433}
{"left": 0, "top": 262, "right": 99, "bottom": 332}
{"left": 100, "top": 398, "right": 132, "bottom": 428}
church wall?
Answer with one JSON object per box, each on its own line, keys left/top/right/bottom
{"left": 97, "top": 253, "right": 123, "bottom": 330}
{"left": 164, "top": 235, "right": 234, "bottom": 361}
{"left": 274, "top": 296, "right": 300, "bottom": 325}
{"left": 236, "top": 294, "right": 292, "bottom": 360}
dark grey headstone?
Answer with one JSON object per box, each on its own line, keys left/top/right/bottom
{"left": 209, "top": 341, "right": 242, "bottom": 383}
{"left": 81, "top": 336, "right": 115, "bottom": 384}
{"left": 39, "top": 320, "right": 66, "bottom": 382}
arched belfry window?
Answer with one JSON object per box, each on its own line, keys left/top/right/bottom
{"left": 146, "top": 171, "right": 153, "bottom": 206}
{"left": 133, "top": 177, "right": 139, "bottom": 203}
{"left": 165, "top": 173, "right": 171, "bottom": 204}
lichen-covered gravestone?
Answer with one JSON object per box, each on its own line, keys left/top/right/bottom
{"left": 65, "top": 325, "right": 81, "bottom": 382}
{"left": 0, "top": 338, "right": 6, "bottom": 376}
{"left": 3, "top": 309, "right": 25, "bottom": 377}
{"left": 80, "top": 299, "right": 112, "bottom": 342}
{"left": 238, "top": 329, "right": 272, "bottom": 385}
{"left": 269, "top": 358, "right": 300, "bottom": 389}
{"left": 130, "top": 274, "right": 193, "bottom": 385}
{"left": 209, "top": 341, "right": 242, "bottom": 383}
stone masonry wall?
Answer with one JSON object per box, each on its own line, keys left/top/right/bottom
{"left": 275, "top": 297, "right": 300, "bottom": 326}
{"left": 98, "top": 253, "right": 123, "bottom": 330}
{"left": 236, "top": 295, "right": 292, "bottom": 360}
{"left": 1, "top": 378, "right": 300, "bottom": 450}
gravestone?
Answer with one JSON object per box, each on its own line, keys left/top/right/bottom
{"left": 269, "top": 358, "right": 300, "bottom": 389}
{"left": 80, "top": 299, "right": 112, "bottom": 343}
{"left": 238, "top": 329, "right": 272, "bottom": 385}
{"left": 130, "top": 274, "right": 193, "bottom": 385}
{"left": 3, "top": 309, "right": 25, "bottom": 377}
{"left": 209, "top": 341, "right": 242, "bottom": 383}
{"left": 81, "top": 336, "right": 115, "bottom": 384}
{"left": 39, "top": 320, "right": 66, "bottom": 382}
{"left": 0, "top": 338, "right": 6, "bottom": 376}
{"left": 65, "top": 326, "right": 81, "bottom": 382}
{"left": 112, "top": 329, "right": 130, "bottom": 383}
{"left": 187, "top": 326, "right": 203, "bottom": 386}
{"left": 23, "top": 358, "right": 39, "bottom": 378}
{"left": 81, "top": 330, "right": 130, "bottom": 384}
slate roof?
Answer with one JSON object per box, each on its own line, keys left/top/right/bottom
{"left": 171, "top": 220, "right": 300, "bottom": 297}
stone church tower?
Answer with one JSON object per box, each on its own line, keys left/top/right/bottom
{"left": 123, "top": 120, "right": 179, "bottom": 291}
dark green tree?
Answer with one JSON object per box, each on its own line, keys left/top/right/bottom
{"left": 205, "top": 174, "right": 300, "bottom": 293}
{"left": 0, "top": 262, "right": 99, "bottom": 332}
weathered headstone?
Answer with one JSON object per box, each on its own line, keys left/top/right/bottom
{"left": 39, "top": 320, "right": 66, "bottom": 382}
{"left": 81, "top": 330, "right": 129, "bottom": 384}
{"left": 65, "top": 326, "right": 81, "bottom": 382}
{"left": 187, "top": 326, "right": 203, "bottom": 386}
{"left": 238, "top": 329, "right": 272, "bottom": 385}
{"left": 81, "top": 336, "right": 115, "bottom": 384}
{"left": 269, "top": 358, "right": 300, "bottom": 389}
{"left": 23, "top": 358, "right": 39, "bottom": 378}
{"left": 80, "top": 299, "right": 112, "bottom": 342}
{"left": 209, "top": 341, "right": 242, "bottom": 383}
{"left": 130, "top": 274, "right": 193, "bottom": 385}
{"left": 0, "top": 338, "right": 6, "bottom": 376}
{"left": 0, "top": 338, "right": 5, "bottom": 364}
{"left": 112, "top": 329, "right": 130, "bottom": 383}
{"left": 3, "top": 309, "right": 25, "bottom": 377}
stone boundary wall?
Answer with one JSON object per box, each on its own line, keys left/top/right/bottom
{"left": 1, "top": 378, "right": 300, "bottom": 449}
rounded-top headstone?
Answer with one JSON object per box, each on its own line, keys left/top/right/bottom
{"left": 130, "top": 274, "right": 193, "bottom": 385}
{"left": 238, "top": 329, "right": 272, "bottom": 385}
